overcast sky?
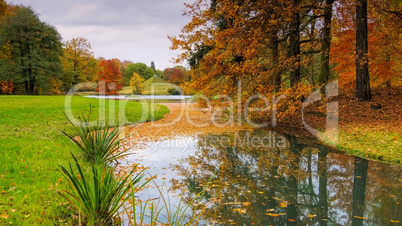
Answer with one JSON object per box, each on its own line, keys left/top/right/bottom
{"left": 9, "top": 0, "right": 192, "bottom": 70}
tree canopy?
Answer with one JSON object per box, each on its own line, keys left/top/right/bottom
{"left": 123, "top": 62, "right": 155, "bottom": 85}
{"left": 96, "top": 59, "right": 123, "bottom": 95}
{"left": 0, "top": 6, "right": 63, "bottom": 95}
{"left": 170, "top": 0, "right": 402, "bottom": 118}
{"left": 61, "top": 37, "right": 97, "bottom": 91}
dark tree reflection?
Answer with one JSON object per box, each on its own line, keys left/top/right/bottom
{"left": 164, "top": 129, "right": 402, "bottom": 225}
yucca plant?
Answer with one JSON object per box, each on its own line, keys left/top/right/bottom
{"left": 57, "top": 154, "right": 151, "bottom": 225}
{"left": 62, "top": 109, "right": 130, "bottom": 165}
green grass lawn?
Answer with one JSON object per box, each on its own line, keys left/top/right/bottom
{"left": 0, "top": 95, "right": 169, "bottom": 224}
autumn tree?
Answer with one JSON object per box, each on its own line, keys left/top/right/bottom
{"left": 171, "top": 0, "right": 401, "bottom": 122}
{"left": 170, "top": 0, "right": 320, "bottom": 105}
{"left": 129, "top": 72, "right": 144, "bottom": 94}
{"left": 163, "top": 66, "right": 187, "bottom": 85}
{"left": 96, "top": 59, "right": 123, "bottom": 95}
{"left": 289, "top": 0, "right": 301, "bottom": 87}
{"left": 331, "top": 0, "right": 401, "bottom": 92}
{"left": 319, "top": 0, "right": 336, "bottom": 88}
{"left": 0, "top": 6, "right": 63, "bottom": 95}
{"left": 0, "top": 0, "right": 7, "bottom": 17}
{"left": 61, "top": 37, "right": 97, "bottom": 91}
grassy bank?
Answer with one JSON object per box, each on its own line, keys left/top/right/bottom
{"left": 337, "top": 126, "right": 401, "bottom": 163}
{"left": 279, "top": 87, "right": 401, "bottom": 164}
{"left": 0, "top": 95, "right": 169, "bottom": 224}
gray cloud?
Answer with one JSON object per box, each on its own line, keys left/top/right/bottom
{"left": 9, "top": 0, "right": 193, "bottom": 70}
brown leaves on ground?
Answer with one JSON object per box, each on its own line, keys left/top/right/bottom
{"left": 277, "top": 87, "right": 402, "bottom": 137}
{"left": 123, "top": 103, "right": 250, "bottom": 145}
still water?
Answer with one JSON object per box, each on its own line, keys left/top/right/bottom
{"left": 121, "top": 129, "right": 401, "bottom": 225}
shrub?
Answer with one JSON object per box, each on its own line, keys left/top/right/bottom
{"left": 167, "top": 87, "right": 181, "bottom": 95}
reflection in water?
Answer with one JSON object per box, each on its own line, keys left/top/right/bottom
{"left": 124, "top": 129, "right": 402, "bottom": 225}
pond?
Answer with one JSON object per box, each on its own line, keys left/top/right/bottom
{"left": 85, "top": 95, "right": 193, "bottom": 100}
{"left": 120, "top": 129, "right": 401, "bottom": 225}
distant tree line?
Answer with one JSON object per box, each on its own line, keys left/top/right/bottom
{"left": 0, "top": 1, "right": 189, "bottom": 95}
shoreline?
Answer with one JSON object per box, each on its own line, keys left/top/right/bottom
{"left": 123, "top": 96, "right": 401, "bottom": 165}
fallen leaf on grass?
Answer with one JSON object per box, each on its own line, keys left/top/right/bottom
{"left": 0, "top": 212, "right": 9, "bottom": 219}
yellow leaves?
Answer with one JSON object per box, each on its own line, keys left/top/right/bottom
{"left": 232, "top": 208, "right": 246, "bottom": 214}
{"left": 0, "top": 211, "right": 9, "bottom": 219}
{"left": 130, "top": 72, "right": 144, "bottom": 94}
{"left": 354, "top": 216, "right": 366, "bottom": 220}
{"left": 242, "top": 202, "right": 250, "bottom": 207}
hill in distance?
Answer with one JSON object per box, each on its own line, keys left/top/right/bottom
{"left": 142, "top": 76, "right": 179, "bottom": 95}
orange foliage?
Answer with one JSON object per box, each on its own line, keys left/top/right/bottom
{"left": 163, "top": 67, "right": 187, "bottom": 85}
{"left": 96, "top": 59, "right": 123, "bottom": 95}
{"left": 331, "top": 0, "right": 402, "bottom": 90}
{"left": 0, "top": 81, "right": 14, "bottom": 94}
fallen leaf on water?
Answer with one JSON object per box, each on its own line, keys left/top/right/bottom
{"left": 242, "top": 202, "right": 250, "bottom": 207}
{"left": 266, "top": 213, "right": 285, "bottom": 217}
{"left": 354, "top": 216, "right": 366, "bottom": 219}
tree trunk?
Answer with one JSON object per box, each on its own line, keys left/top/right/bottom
{"left": 272, "top": 33, "right": 281, "bottom": 92}
{"left": 308, "top": 17, "right": 316, "bottom": 86}
{"left": 289, "top": 0, "right": 301, "bottom": 87}
{"left": 319, "top": 0, "right": 335, "bottom": 89}
{"left": 24, "top": 80, "right": 29, "bottom": 95}
{"left": 351, "top": 157, "right": 369, "bottom": 226}
{"left": 29, "top": 76, "right": 35, "bottom": 95}
{"left": 27, "top": 67, "right": 35, "bottom": 95}
{"left": 355, "top": 0, "right": 372, "bottom": 101}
